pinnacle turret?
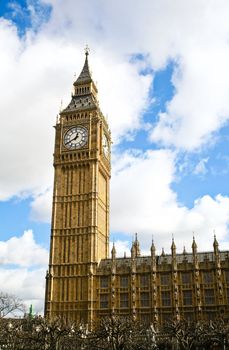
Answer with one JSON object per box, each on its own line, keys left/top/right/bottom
{"left": 131, "top": 233, "right": 141, "bottom": 258}
{"left": 192, "top": 236, "right": 197, "bottom": 253}
{"left": 74, "top": 47, "right": 92, "bottom": 86}
{"left": 151, "top": 238, "right": 156, "bottom": 256}
{"left": 111, "top": 242, "right": 116, "bottom": 260}
{"left": 171, "top": 236, "right": 176, "bottom": 254}
{"left": 213, "top": 234, "right": 219, "bottom": 251}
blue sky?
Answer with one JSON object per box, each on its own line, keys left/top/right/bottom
{"left": 1, "top": 0, "right": 229, "bottom": 313}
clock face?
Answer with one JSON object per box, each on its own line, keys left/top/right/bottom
{"left": 64, "top": 126, "right": 88, "bottom": 150}
{"left": 102, "top": 134, "right": 109, "bottom": 158}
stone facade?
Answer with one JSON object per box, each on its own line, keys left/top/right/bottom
{"left": 96, "top": 236, "right": 229, "bottom": 324}
{"left": 45, "top": 51, "right": 229, "bottom": 325}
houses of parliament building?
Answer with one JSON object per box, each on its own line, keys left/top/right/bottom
{"left": 44, "top": 50, "right": 229, "bottom": 325}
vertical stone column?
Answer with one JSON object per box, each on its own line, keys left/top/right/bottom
{"left": 111, "top": 243, "right": 116, "bottom": 317}
{"left": 171, "top": 238, "right": 179, "bottom": 321}
{"left": 88, "top": 263, "right": 94, "bottom": 328}
{"left": 192, "top": 237, "right": 202, "bottom": 320}
{"left": 131, "top": 241, "right": 137, "bottom": 320}
{"left": 213, "top": 235, "right": 223, "bottom": 312}
{"left": 151, "top": 240, "right": 158, "bottom": 325}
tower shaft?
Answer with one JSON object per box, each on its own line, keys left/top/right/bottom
{"left": 45, "top": 52, "right": 111, "bottom": 323}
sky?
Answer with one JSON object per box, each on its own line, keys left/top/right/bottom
{"left": 0, "top": 0, "right": 229, "bottom": 315}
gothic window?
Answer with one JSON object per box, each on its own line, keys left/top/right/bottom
{"left": 182, "top": 290, "right": 192, "bottom": 306}
{"left": 120, "top": 293, "right": 129, "bottom": 308}
{"left": 181, "top": 273, "right": 191, "bottom": 284}
{"left": 100, "top": 294, "right": 109, "bottom": 309}
{"left": 100, "top": 276, "right": 109, "bottom": 288}
{"left": 161, "top": 291, "right": 171, "bottom": 306}
{"left": 140, "top": 292, "right": 150, "bottom": 307}
{"left": 160, "top": 274, "right": 170, "bottom": 286}
{"left": 140, "top": 274, "right": 149, "bottom": 287}
{"left": 203, "top": 272, "right": 213, "bottom": 284}
{"left": 120, "top": 275, "right": 129, "bottom": 288}
{"left": 204, "top": 289, "right": 215, "bottom": 305}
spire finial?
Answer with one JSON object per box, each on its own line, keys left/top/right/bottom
{"left": 135, "top": 232, "right": 138, "bottom": 241}
{"left": 84, "top": 45, "right": 90, "bottom": 57}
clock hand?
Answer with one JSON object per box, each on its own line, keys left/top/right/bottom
{"left": 65, "top": 133, "right": 79, "bottom": 145}
{"left": 74, "top": 133, "right": 79, "bottom": 140}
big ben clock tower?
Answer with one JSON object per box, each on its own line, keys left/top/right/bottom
{"left": 45, "top": 49, "right": 111, "bottom": 323}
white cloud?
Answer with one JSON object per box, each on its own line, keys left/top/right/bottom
{"left": 1, "top": 1, "right": 229, "bottom": 203}
{"left": 30, "top": 189, "right": 52, "bottom": 222}
{"left": 111, "top": 150, "right": 229, "bottom": 253}
{"left": 193, "top": 157, "right": 209, "bottom": 176}
{"left": 0, "top": 230, "right": 48, "bottom": 267}
{"left": 0, "top": 0, "right": 229, "bottom": 200}
{"left": 0, "top": 13, "right": 152, "bottom": 202}
{"left": 40, "top": 0, "right": 229, "bottom": 150}
{"left": 0, "top": 230, "right": 48, "bottom": 314}
{"left": 0, "top": 267, "right": 45, "bottom": 315}
{"left": 112, "top": 240, "right": 130, "bottom": 258}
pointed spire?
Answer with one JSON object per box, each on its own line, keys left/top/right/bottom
{"left": 161, "top": 248, "right": 165, "bottom": 257}
{"left": 131, "top": 242, "right": 136, "bottom": 259}
{"left": 151, "top": 236, "right": 156, "bottom": 256}
{"left": 135, "top": 232, "right": 141, "bottom": 257}
{"left": 213, "top": 232, "right": 219, "bottom": 253}
{"left": 192, "top": 235, "right": 197, "bottom": 253}
{"left": 131, "top": 233, "right": 141, "bottom": 258}
{"left": 171, "top": 235, "right": 176, "bottom": 252}
{"left": 74, "top": 46, "right": 92, "bottom": 86}
{"left": 111, "top": 242, "right": 116, "bottom": 260}
{"left": 192, "top": 235, "right": 199, "bottom": 268}
{"left": 171, "top": 236, "right": 177, "bottom": 269}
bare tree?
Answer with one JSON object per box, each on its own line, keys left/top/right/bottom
{"left": 0, "top": 292, "right": 25, "bottom": 318}
{"left": 1, "top": 314, "right": 229, "bottom": 349}
{"left": 89, "top": 316, "right": 144, "bottom": 350}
